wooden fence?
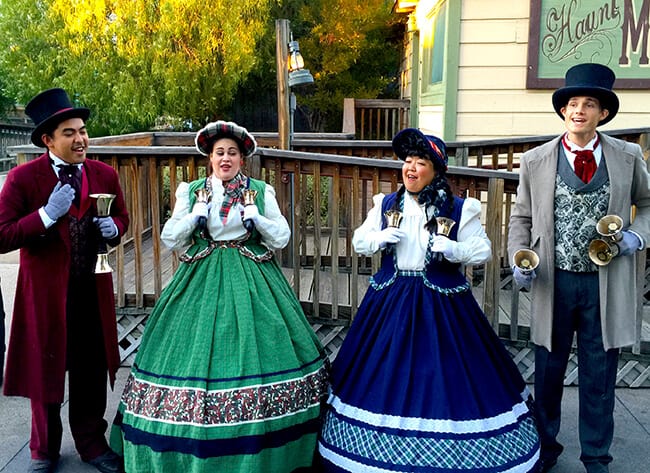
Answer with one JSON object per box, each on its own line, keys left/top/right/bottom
{"left": 86, "top": 126, "right": 650, "bottom": 166}
{"left": 0, "top": 123, "right": 32, "bottom": 172}
{"left": 12, "top": 144, "right": 514, "bottom": 310}
{"left": 342, "top": 98, "right": 410, "bottom": 140}
{"left": 10, "top": 128, "right": 650, "bottom": 385}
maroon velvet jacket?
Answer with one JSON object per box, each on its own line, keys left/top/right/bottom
{"left": 0, "top": 153, "right": 129, "bottom": 402}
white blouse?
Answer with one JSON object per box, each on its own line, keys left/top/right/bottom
{"left": 352, "top": 193, "right": 491, "bottom": 270}
{"left": 161, "top": 175, "right": 290, "bottom": 251}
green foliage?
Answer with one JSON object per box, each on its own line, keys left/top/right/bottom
{"left": 273, "top": 0, "right": 403, "bottom": 132}
{"left": 0, "top": 77, "right": 17, "bottom": 119}
{"left": 0, "top": 0, "right": 402, "bottom": 135}
{"left": 221, "top": 0, "right": 404, "bottom": 133}
{"left": 0, "top": 0, "right": 274, "bottom": 136}
{"left": 0, "top": 0, "right": 61, "bottom": 103}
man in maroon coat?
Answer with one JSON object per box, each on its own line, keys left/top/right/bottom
{"left": 0, "top": 89, "right": 129, "bottom": 473}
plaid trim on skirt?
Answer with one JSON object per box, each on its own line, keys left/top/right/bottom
{"left": 318, "top": 272, "right": 540, "bottom": 472}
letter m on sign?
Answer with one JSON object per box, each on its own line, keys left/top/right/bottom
{"left": 619, "top": 0, "right": 650, "bottom": 65}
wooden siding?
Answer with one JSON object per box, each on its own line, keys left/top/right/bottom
{"left": 401, "top": 0, "right": 650, "bottom": 141}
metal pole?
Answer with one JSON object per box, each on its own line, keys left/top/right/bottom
{"left": 289, "top": 90, "right": 297, "bottom": 262}
{"left": 276, "top": 19, "right": 290, "bottom": 150}
{"left": 289, "top": 92, "right": 296, "bottom": 150}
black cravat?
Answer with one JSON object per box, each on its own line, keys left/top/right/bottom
{"left": 57, "top": 164, "right": 82, "bottom": 206}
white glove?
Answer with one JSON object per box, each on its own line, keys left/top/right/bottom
{"left": 431, "top": 234, "right": 456, "bottom": 259}
{"left": 513, "top": 266, "right": 536, "bottom": 290}
{"left": 94, "top": 216, "right": 118, "bottom": 239}
{"left": 243, "top": 204, "right": 260, "bottom": 223}
{"left": 617, "top": 230, "right": 641, "bottom": 257}
{"left": 373, "top": 227, "right": 406, "bottom": 248}
{"left": 190, "top": 201, "right": 209, "bottom": 225}
{"left": 43, "top": 182, "right": 75, "bottom": 220}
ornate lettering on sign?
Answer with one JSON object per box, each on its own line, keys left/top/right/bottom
{"left": 527, "top": 0, "right": 650, "bottom": 87}
{"left": 542, "top": 0, "right": 621, "bottom": 64}
{"left": 619, "top": 0, "right": 650, "bottom": 65}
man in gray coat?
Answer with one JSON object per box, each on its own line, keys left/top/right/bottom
{"left": 508, "top": 63, "right": 650, "bottom": 473}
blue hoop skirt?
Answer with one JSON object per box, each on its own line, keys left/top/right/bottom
{"left": 318, "top": 273, "right": 540, "bottom": 472}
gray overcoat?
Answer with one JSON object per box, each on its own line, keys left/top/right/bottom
{"left": 508, "top": 133, "right": 650, "bottom": 351}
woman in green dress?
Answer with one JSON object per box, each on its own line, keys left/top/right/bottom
{"left": 111, "top": 121, "right": 328, "bottom": 472}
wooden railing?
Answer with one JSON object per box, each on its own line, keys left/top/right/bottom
{"left": 251, "top": 148, "right": 520, "bottom": 329}
{"left": 12, "top": 143, "right": 513, "bottom": 311}
{"left": 10, "top": 127, "right": 650, "bottom": 356}
{"left": 0, "top": 123, "right": 32, "bottom": 171}
{"left": 85, "top": 127, "right": 650, "bottom": 165}
{"left": 342, "top": 98, "right": 410, "bottom": 140}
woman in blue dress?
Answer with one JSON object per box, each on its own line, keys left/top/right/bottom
{"left": 318, "top": 128, "right": 540, "bottom": 472}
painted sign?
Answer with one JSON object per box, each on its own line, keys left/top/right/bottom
{"left": 527, "top": 0, "right": 650, "bottom": 88}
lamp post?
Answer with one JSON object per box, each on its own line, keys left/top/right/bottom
{"left": 276, "top": 19, "right": 290, "bottom": 150}
{"left": 276, "top": 19, "right": 314, "bottom": 150}
{"left": 275, "top": 19, "right": 314, "bottom": 270}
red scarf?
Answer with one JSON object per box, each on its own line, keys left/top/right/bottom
{"left": 219, "top": 173, "right": 246, "bottom": 224}
{"left": 562, "top": 134, "right": 600, "bottom": 183}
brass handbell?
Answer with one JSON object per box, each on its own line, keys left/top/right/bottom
{"left": 596, "top": 214, "right": 623, "bottom": 241}
{"left": 194, "top": 188, "right": 212, "bottom": 234}
{"left": 194, "top": 187, "right": 212, "bottom": 205}
{"left": 95, "top": 253, "right": 112, "bottom": 273}
{"left": 432, "top": 217, "right": 456, "bottom": 261}
{"left": 90, "top": 193, "right": 116, "bottom": 274}
{"left": 242, "top": 189, "right": 258, "bottom": 206}
{"left": 242, "top": 189, "right": 258, "bottom": 232}
{"left": 513, "top": 248, "right": 539, "bottom": 275}
{"left": 588, "top": 238, "right": 619, "bottom": 266}
{"left": 588, "top": 215, "right": 623, "bottom": 266}
{"left": 436, "top": 217, "right": 456, "bottom": 236}
{"left": 93, "top": 193, "right": 115, "bottom": 216}
{"left": 384, "top": 210, "right": 403, "bottom": 228}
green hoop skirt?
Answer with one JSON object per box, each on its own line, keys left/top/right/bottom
{"left": 110, "top": 245, "right": 328, "bottom": 472}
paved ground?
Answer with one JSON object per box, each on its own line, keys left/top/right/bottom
{"left": 1, "top": 253, "right": 649, "bottom": 473}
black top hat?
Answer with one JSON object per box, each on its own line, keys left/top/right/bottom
{"left": 25, "top": 88, "right": 90, "bottom": 147}
{"left": 552, "top": 63, "right": 619, "bottom": 126}
{"left": 391, "top": 128, "right": 448, "bottom": 172}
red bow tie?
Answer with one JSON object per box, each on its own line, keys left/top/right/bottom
{"left": 562, "top": 135, "right": 599, "bottom": 183}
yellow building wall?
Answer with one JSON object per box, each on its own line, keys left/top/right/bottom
{"left": 408, "top": 0, "right": 650, "bottom": 141}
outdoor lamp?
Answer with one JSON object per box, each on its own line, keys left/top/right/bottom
{"left": 288, "top": 40, "right": 305, "bottom": 71}
{"left": 288, "top": 39, "right": 313, "bottom": 87}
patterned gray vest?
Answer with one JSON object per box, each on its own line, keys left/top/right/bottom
{"left": 554, "top": 146, "right": 610, "bottom": 272}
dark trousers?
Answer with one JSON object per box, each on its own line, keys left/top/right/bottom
{"left": 534, "top": 269, "right": 618, "bottom": 468}
{"left": 30, "top": 277, "right": 110, "bottom": 462}
{"left": 30, "top": 368, "right": 109, "bottom": 462}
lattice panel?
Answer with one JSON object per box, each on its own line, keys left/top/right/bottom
{"left": 617, "top": 358, "right": 650, "bottom": 388}
{"left": 116, "top": 308, "right": 151, "bottom": 366}
{"left": 114, "top": 313, "right": 650, "bottom": 388}
{"left": 312, "top": 323, "right": 349, "bottom": 363}
{"left": 506, "top": 344, "right": 536, "bottom": 384}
